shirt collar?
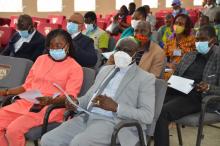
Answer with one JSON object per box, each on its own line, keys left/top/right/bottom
{"left": 71, "top": 32, "right": 81, "bottom": 39}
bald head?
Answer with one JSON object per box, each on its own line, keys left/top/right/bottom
{"left": 68, "top": 13, "right": 84, "bottom": 31}
{"left": 116, "top": 37, "right": 138, "bottom": 57}
{"left": 134, "top": 21, "right": 151, "bottom": 36}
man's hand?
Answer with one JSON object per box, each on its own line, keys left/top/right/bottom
{"left": 196, "top": 81, "right": 210, "bottom": 93}
{"left": 36, "top": 96, "right": 53, "bottom": 106}
{"left": 106, "top": 54, "right": 115, "bottom": 65}
{"left": 65, "top": 98, "right": 78, "bottom": 111}
{"left": 92, "top": 95, "right": 118, "bottom": 112}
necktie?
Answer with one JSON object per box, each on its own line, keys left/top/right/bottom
{"left": 87, "top": 67, "right": 120, "bottom": 111}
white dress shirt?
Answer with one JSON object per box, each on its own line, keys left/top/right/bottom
{"left": 14, "top": 30, "right": 36, "bottom": 53}
{"left": 90, "top": 66, "right": 130, "bottom": 118}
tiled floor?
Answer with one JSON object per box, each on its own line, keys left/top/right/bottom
{"left": 26, "top": 124, "right": 220, "bottom": 146}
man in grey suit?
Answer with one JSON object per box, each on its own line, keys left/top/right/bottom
{"left": 41, "top": 37, "right": 156, "bottom": 146}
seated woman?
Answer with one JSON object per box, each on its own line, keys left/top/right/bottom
{"left": 0, "top": 29, "right": 83, "bottom": 146}
{"left": 164, "top": 14, "right": 195, "bottom": 78}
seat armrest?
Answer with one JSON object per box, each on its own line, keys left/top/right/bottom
{"left": 111, "top": 120, "right": 145, "bottom": 146}
{"left": 63, "top": 109, "right": 77, "bottom": 121}
{"left": 1, "top": 95, "right": 20, "bottom": 107}
{"left": 202, "top": 95, "right": 220, "bottom": 105}
{"left": 41, "top": 103, "right": 65, "bottom": 136}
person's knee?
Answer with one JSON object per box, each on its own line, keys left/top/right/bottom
{"left": 69, "top": 134, "right": 89, "bottom": 146}
{"left": 5, "top": 124, "right": 20, "bottom": 140}
{"left": 41, "top": 132, "right": 55, "bottom": 146}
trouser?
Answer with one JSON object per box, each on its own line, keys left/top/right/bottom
{"left": 154, "top": 93, "right": 201, "bottom": 146}
{"left": 0, "top": 109, "right": 43, "bottom": 146}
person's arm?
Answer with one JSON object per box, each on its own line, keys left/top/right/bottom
{"left": 150, "top": 50, "right": 166, "bottom": 78}
{"left": 117, "top": 74, "right": 155, "bottom": 124}
{"left": 0, "top": 86, "right": 25, "bottom": 96}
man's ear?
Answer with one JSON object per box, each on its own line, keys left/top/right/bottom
{"left": 209, "top": 37, "right": 217, "bottom": 46}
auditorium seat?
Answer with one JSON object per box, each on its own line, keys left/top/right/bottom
{"left": 0, "top": 18, "right": 11, "bottom": 26}
{"left": 32, "top": 17, "right": 49, "bottom": 27}
{"left": 48, "top": 15, "right": 66, "bottom": 25}
{"left": 37, "top": 23, "right": 61, "bottom": 36}
{"left": 9, "top": 16, "right": 19, "bottom": 28}
{"left": 0, "top": 26, "right": 16, "bottom": 49}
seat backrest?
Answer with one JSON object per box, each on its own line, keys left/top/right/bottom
{"left": 37, "top": 23, "right": 61, "bottom": 36}
{"left": 48, "top": 15, "right": 65, "bottom": 25}
{"left": 78, "top": 67, "right": 96, "bottom": 96}
{"left": 0, "top": 55, "right": 33, "bottom": 89}
{"left": 146, "top": 79, "right": 167, "bottom": 136}
{"left": 0, "top": 26, "right": 16, "bottom": 48}
{"left": 9, "top": 16, "right": 19, "bottom": 28}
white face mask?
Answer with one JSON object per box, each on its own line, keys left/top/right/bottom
{"left": 114, "top": 51, "right": 132, "bottom": 68}
{"left": 131, "top": 20, "right": 140, "bottom": 29}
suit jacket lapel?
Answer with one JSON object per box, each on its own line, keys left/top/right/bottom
{"left": 114, "top": 64, "right": 137, "bottom": 100}
{"left": 179, "top": 53, "right": 197, "bottom": 76}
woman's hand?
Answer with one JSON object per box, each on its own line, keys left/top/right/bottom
{"left": 36, "top": 96, "right": 53, "bottom": 106}
{"left": 65, "top": 98, "right": 79, "bottom": 111}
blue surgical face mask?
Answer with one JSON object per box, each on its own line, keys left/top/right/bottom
{"left": 66, "top": 22, "right": 79, "bottom": 34}
{"left": 195, "top": 41, "right": 210, "bottom": 55}
{"left": 18, "top": 30, "right": 29, "bottom": 38}
{"left": 49, "top": 49, "right": 67, "bottom": 61}
{"left": 85, "top": 24, "right": 94, "bottom": 32}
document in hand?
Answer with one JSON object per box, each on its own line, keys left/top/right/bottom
{"left": 167, "top": 75, "right": 195, "bottom": 94}
{"left": 18, "top": 89, "right": 43, "bottom": 104}
{"left": 102, "top": 51, "right": 115, "bottom": 59}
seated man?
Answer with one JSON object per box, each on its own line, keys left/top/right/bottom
{"left": 171, "top": 0, "right": 188, "bottom": 17}
{"left": 154, "top": 25, "right": 220, "bottom": 146}
{"left": 41, "top": 37, "right": 156, "bottom": 146}
{"left": 120, "top": 6, "right": 146, "bottom": 39}
{"left": 108, "top": 21, "right": 165, "bottom": 78}
{"left": 66, "top": 13, "right": 97, "bottom": 67}
{"left": 202, "top": 0, "right": 220, "bottom": 22}
{"left": 83, "top": 11, "right": 110, "bottom": 52}
{"left": 1, "top": 14, "right": 45, "bottom": 61}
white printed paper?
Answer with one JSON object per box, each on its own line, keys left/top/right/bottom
{"left": 168, "top": 75, "right": 194, "bottom": 94}
{"left": 18, "top": 89, "right": 42, "bottom": 104}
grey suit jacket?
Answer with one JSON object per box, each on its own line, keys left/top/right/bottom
{"left": 78, "top": 63, "right": 155, "bottom": 145}
{"left": 174, "top": 45, "right": 220, "bottom": 96}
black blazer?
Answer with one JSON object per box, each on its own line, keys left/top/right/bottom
{"left": 1, "top": 31, "right": 45, "bottom": 61}
{"left": 71, "top": 33, "right": 97, "bottom": 68}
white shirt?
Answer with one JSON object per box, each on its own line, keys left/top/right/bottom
{"left": 14, "top": 30, "right": 36, "bottom": 53}
{"left": 71, "top": 32, "right": 81, "bottom": 39}
{"left": 90, "top": 66, "right": 130, "bottom": 118}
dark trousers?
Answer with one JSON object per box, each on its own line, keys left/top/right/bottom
{"left": 154, "top": 88, "right": 201, "bottom": 146}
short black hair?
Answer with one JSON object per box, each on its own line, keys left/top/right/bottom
{"left": 200, "top": 14, "right": 209, "bottom": 22}
{"left": 129, "top": 2, "right": 136, "bottom": 9}
{"left": 135, "top": 6, "right": 147, "bottom": 19}
{"left": 173, "top": 14, "right": 193, "bottom": 36}
{"left": 45, "top": 29, "right": 75, "bottom": 58}
{"left": 84, "top": 11, "right": 97, "bottom": 22}
{"left": 199, "top": 25, "right": 217, "bottom": 38}
{"left": 17, "top": 14, "right": 33, "bottom": 30}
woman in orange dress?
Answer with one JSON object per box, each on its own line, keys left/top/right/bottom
{"left": 164, "top": 14, "right": 195, "bottom": 78}
{"left": 0, "top": 29, "right": 83, "bottom": 146}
